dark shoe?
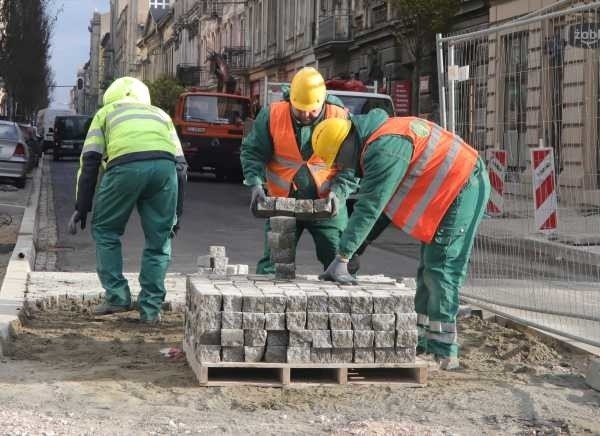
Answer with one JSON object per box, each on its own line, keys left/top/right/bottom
{"left": 140, "top": 313, "right": 161, "bottom": 325}
{"left": 92, "top": 302, "right": 132, "bottom": 316}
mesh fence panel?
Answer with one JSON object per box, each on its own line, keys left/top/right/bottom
{"left": 437, "top": 2, "right": 600, "bottom": 347}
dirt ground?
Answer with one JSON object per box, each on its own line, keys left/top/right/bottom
{"left": 0, "top": 305, "right": 599, "bottom": 436}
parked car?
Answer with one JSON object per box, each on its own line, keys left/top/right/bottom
{"left": 0, "top": 120, "right": 31, "bottom": 188}
{"left": 53, "top": 115, "right": 92, "bottom": 161}
{"left": 17, "top": 123, "right": 42, "bottom": 168}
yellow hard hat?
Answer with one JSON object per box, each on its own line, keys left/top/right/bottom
{"left": 312, "top": 118, "right": 352, "bottom": 168}
{"left": 103, "top": 76, "right": 151, "bottom": 106}
{"left": 290, "top": 67, "right": 326, "bottom": 112}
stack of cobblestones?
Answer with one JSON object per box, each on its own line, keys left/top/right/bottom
{"left": 197, "top": 246, "right": 249, "bottom": 276}
{"left": 268, "top": 217, "right": 297, "bottom": 280}
{"left": 254, "top": 197, "right": 333, "bottom": 219}
{"left": 185, "top": 274, "right": 418, "bottom": 365}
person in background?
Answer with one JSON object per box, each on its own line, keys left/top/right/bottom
{"left": 68, "top": 77, "right": 187, "bottom": 325}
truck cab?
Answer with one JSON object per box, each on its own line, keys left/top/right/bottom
{"left": 172, "top": 91, "right": 251, "bottom": 181}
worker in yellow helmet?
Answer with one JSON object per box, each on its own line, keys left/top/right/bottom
{"left": 241, "top": 67, "right": 359, "bottom": 273}
{"left": 312, "top": 110, "right": 490, "bottom": 370}
{"left": 68, "top": 77, "right": 188, "bottom": 325}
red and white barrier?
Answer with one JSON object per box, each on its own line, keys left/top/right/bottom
{"left": 531, "top": 148, "right": 558, "bottom": 234}
{"left": 486, "top": 149, "right": 507, "bottom": 217}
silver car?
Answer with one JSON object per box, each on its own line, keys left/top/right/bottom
{"left": 0, "top": 120, "right": 30, "bottom": 188}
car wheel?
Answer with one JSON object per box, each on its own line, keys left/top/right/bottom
{"left": 15, "top": 177, "right": 26, "bottom": 189}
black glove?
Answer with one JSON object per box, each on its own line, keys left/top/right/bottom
{"left": 249, "top": 184, "right": 266, "bottom": 211}
{"left": 68, "top": 210, "right": 87, "bottom": 235}
{"left": 176, "top": 160, "right": 187, "bottom": 219}
{"left": 319, "top": 255, "right": 358, "bottom": 285}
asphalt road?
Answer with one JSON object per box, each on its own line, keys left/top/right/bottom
{"left": 51, "top": 160, "right": 421, "bottom": 277}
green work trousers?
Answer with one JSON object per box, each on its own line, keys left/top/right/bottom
{"left": 256, "top": 204, "right": 349, "bottom": 274}
{"left": 415, "top": 157, "right": 490, "bottom": 358}
{"left": 91, "top": 159, "right": 177, "bottom": 321}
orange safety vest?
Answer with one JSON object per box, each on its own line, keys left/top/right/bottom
{"left": 266, "top": 101, "right": 347, "bottom": 198}
{"left": 361, "top": 117, "right": 478, "bottom": 243}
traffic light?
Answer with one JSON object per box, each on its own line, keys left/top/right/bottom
{"left": 77, "top": 78, "right": 84, "bottom": 90}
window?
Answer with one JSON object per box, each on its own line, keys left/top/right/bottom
{"left": 184, "top": 95, "right": 250, "bottom": 123}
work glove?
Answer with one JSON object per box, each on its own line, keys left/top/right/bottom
{"left": 68, "top": 210, "right": 87, "bottom": 235}
{"left": 328, "top": 191, "right": 340, "bottom": 217}
{"left": 249, "top": 184, "right": 266, "bottom": 212}
{"left": 319, "top": 255, "right": 358, "bottom": 285}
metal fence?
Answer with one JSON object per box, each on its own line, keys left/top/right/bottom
{"left": 437, "top": 2, "right": 600, "bottom": 347}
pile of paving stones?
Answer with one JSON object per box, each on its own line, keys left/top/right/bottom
{"left": 184, "top": 274, "right": 418, "bottom": 365}
{"left": 268, "top": 217, "right": 297, "bottom": 280}
{"left": 197, "top": 246, "right": 249, "bottom": 275}
{"left": 253, "top": 196, "right": 333, "bottom": 219}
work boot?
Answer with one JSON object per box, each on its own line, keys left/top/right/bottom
{"left": 140, "top": 313, "right": 161, "bottom": 326}
{"left": 92, "top": 302, "right": 133, "bottom": 316}
{"left": 437, "top": 356, "right": 460, "bottom": 371}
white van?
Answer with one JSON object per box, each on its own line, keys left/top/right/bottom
{"left": 36, "top": 107, "right": 76, "bottom": 151}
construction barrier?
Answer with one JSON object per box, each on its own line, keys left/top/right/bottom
{"left": 486, "top": 149, "right": 507, "bottom": 217}
{"left": 531, "top": 148, "right": 558, "bottom": 235}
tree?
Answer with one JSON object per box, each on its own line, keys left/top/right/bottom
{"left": 390, "top": 0, "right": 460, "bottom": 116}
{"left": 145, "top": 75, "right": 185, "bottom": 115}
{"left": 0, "top": 0, "right": 55, "bottom": 120}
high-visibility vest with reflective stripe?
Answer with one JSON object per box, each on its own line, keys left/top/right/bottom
{"left": 361, "top": 117, "right": 478, "bottom": 243}
{"left": 266, "top": 101, "right": 347, "bottom": 198}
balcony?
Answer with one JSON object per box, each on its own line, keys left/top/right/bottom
{"left": 317, "top": 14, "right": 352, "bottom": 47}
{"left": 222, "top": 46, "right": 249, "bottom": 73}
{"left": 176, "top": 63, "right": 202, "bottom": 86}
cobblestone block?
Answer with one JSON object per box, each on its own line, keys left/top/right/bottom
{"left": 195, "top": 345, "right": 221, "bottom": 363}
{"left": 374, "top": 331, "right": 395, "bottom": 348}
{"left": 331, "top": 349, "right": 353, "bottom": 363}
{"left": 289, "top": 329, "right": 313, "bottom": 346}
{"left": 221, "top": 347, "right": 244, "bottom": 362}
{"left": 267, "top": 331, "right": 289, "bottom": 346}
{"left": 306, "top": 312, "right": 329, "bottom": 330}
{"left": 264, "top": 345, "right": 287, "bottom": 362}
{"left": 226, "top": 265, "right": 238, "bottom": 275}
{"left": 270, "top": 248, "right": 295, "bottom": 263}
{"left": 396, "top": 329, "right": 418, "bottom": 348}
{"left": 244, "top": 329, "right": 267, "bottom": 347}
{"left": 331, "top": 330, "right": 354, "bottom": 348}
{"left": 221, "top": 329, "right": 244, "bottom": 347}
{"left": 274, "top": 197, "right": 296, "bottom": 216}
{"left": 351, "top": 291, "right": 373, "bottom": 314}
{"left": 395, "top": 313, "right": 417, "bottom": 330}
{"left": 312, "top": 330, "right": 332, "bottom": 348}
{"left": 354, "top": 330, "right": 375, "bottom": 348}
{"left": 371, "top": 291, "right": 395, "bottom": 314}
{"left": 373, "top": 348, "right": 414, "bottom": 363}
{"left": 263, "top": 293, "right": 286, "bottom": 313}
{"left": 392, "top": 292, "right": 416, "bottom": 313}
{"left": 329, "top": 313, "right": 352, "bottom": 330}
{"left": 306, "top": 291, "right": 329, "bottom": 312}
{"left": 353, "top": 348, "right": 375, "bottom": 364}
{"left": 242, "top": 290, "right": 265, "bottom": 313}
{"left": 267, "top": 231, "right": 295, "bottom": 250}
{"left": 275, "top": 263, "right": 296, "bottom": 280}
{"left": 222, "top": 290, "right": 243, "bottom": 312}
{"left": 195, "top": 330, "right": 221, "bottom": 345}
{"left": 209, "top": 246, "right": 227, "bottom": 258}
{"left": 189, "top": 282, "right": 222, "bottom": 312}
{"left": 196, "top": 255, "right": 212, "bottom": 268}
{"left": 244, "top": 346, "right": 265, "bottom": 362}
{"left": 242, "top": 312, "right": 266, "bottom": 330}
{"left": 221, "top": 312, "right": 242, "bottom": 329}
{"left": 327, "top": 290, "right": 351, "bottom": 313}
{"left": 199, "top": 312, "right": 222, "bottom": 330}
{"left": 351, "top": 313, "right": 372, "bottom": 330}
{"left": 286, "top": 312, "right": 307, "bottom": 330}
{"left": 311, "top": 349, "right": 332, "bottom": 363}
{"left": 401, "top": 277, "right": 417, "bottom": 289}
{"left": 285, "top": 290, "right": 307, "bottom": 312}
{"left": 212, "top": 256, "right": 229, "bottom": 275}
{"left": 372, "top": 314, "right": 395, "bottom": 331}
{"left": 313, "top": 198, "right": 333, "bottom": 219}
{"left": 286, "top": 346, "right": 311, "bottom": 363}
{"left": 237, "top": 264, "right": 249, "bottom": 275}
{"left": 269, "top": 216, "right": 297, "bottom": 233}
{"left": 294, "top": 199, "right": 314, "bottom": 220}
{"left": 254, "top": 196, "right": 276, "bottom": 218}
{"left": 265, "top": 313, "right": 286, "bottom": 330}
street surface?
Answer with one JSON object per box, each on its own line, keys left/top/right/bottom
{"left": 51, "top": 160, "right": 420, "bottom": 277}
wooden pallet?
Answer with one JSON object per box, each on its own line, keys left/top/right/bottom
{"left": 183, "top": 341, "right": 428, "bottom": 387}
